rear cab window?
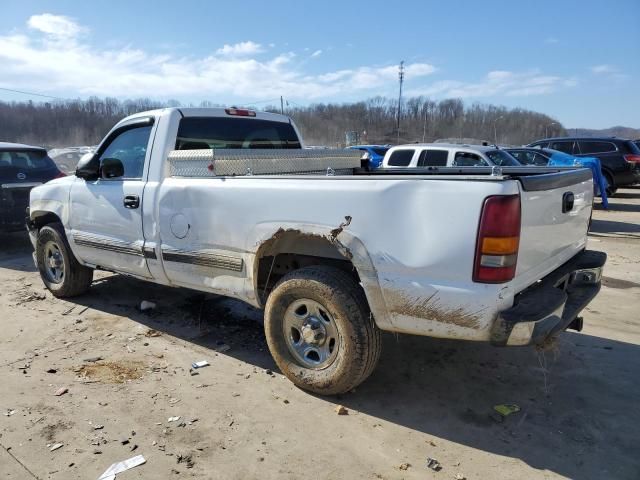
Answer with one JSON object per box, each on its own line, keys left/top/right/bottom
{"left": 452, "top": 151, "right": 487, "bottom": 167}
{"left": 386, "top": 149, "right": 415, "bottom": 167}
{"left": 417, "top": 149, "right": 448, "bottom": 166}
{"left": 176, "top": 117, "right": 301, "bottom": 150}
{"left": 0, "top": 150, "right": 55, "bottom": 170}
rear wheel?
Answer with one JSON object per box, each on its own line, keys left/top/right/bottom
{"left": 36, "top": 223, "right": 93, "bottom": 297}
{"left": 602, "top": 172, "right": 617, "bottom": 197}
{"left": 264, "top": 266, "right": 381, "bottom": 395}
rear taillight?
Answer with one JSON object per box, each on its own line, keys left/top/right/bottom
{"left": 225, "top": 107, "right": 256, "bottom": 117}
{"left": 473, "top": 194, "right": 521, "bottom": 283}
{"left": 623, "top": 154, "right": 640, "bottom": 163}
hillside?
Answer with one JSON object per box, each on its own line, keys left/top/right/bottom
{"left": 572, "top": 126, "right": 640, "bottom": 139}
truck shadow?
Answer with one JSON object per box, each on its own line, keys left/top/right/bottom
{"left": 65, "top": 273, "right": 639, "bottom": 480}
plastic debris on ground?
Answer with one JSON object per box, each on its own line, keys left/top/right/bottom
{"left": 139, "top": 301, "right": 156, "bottom": 311}
{"left": 49, "top": 443, "right": 64, "bottom": 451}
{"left": 426, "top": 457, "right": 442, "bottom": 471}
{"left": 98, "top": 454, "right": 146, "bottom": 480}
{"left": 168, "top": 416, "right": 181, "bottom": 422}
{"left": 191, "top": 360, "right": 209, "bottom": 369}
{"left": 54, "top": 387, "right": 68, "bottom": 396}
{"left": 493, "top": 404, "right": 520, "bottom": 417}
{"left": 4, "top": 409, "right": 16, "bottom": 416}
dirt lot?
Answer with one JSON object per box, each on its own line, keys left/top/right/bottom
{"left": 1, "top": 189, "right": 639, "bottom": 480}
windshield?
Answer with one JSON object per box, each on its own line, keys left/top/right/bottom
{"left": 0, "top": 149, "right": 55, "bottom": 170}
{"left": 176, "top": 117, "right": 301, "bottom": 149}
{"left": 486, "top": 150, "right": 520, "bottom": 166}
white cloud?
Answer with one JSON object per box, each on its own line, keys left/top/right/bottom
{"left": 27, "top": 13, "right": 86, "bottom": 39}
{"left": 0, "top": 17, "right": 436, "bottom": 101}
{"left": 544, "top": 37, "right": 559, "bottom": 44}
{"left": 311, "top": 49, "right": 322, "bottom": 58}
{"left": 590, "top": 64, "right": 616, "bottom": 74}
{"left": 407, "top": 70, "right": 575, "bottom": 98}
{"left": 216, "top": 41, "right": 263, "bottom": 56}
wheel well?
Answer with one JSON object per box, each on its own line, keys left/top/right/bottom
{"left": 30, "top": 212, "right": 62, "bottom": 230}
{"left": 255, "top": 230, "right": 360, "bottom": 304}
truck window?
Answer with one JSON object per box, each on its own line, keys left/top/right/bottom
{"left": 387, "top": 149, "right": 414, "bottom": 167}
{"left": 578, "top": 141, "right": 617, "bottom": 154}
{"left": 176, "top": 117, "right": 301, "bottom": 150}
{"left": 98, "top": 126, "right": 152, "bottom": 179}
{"left": 549, "top": 141, "right": 575, "bottom": 155}
{"left": 453, "top": 152, "right": 486, "bottom": 167}
{"left": 485, "top": 150, "right": 520, "bottom": 166}
{"left": 417, "top": 149, "right": 448, "bottom": 167}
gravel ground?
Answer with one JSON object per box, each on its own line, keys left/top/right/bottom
{"left": 0, "top": 188, "right": 638, "bottom": 480}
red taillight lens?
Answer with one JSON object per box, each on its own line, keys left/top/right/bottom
{"left": 623, "top": 154, "right": 640, "bottom": 163}
{"left": 473, "top": 194, "right": 521, "bottom": 283}
{"left": 225, "top": 108, "right": 256, "bottom": 117}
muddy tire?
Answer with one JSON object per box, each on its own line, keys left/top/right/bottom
{"left": 36, "top": 223, "right": 93, "bottom": 297}
{"left": 264, "top": 265, "right": 381, "bottom": 395}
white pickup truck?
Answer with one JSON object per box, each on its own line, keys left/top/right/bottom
{"left": 28, "top": 107, "right": 605, "bottom": 395}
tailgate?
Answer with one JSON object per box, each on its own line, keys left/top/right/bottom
{"left": 0, "top": 183, "right": 41, "bottom": 229}
{"left": 513, "top": 169, "right": 593, "bottom": 292}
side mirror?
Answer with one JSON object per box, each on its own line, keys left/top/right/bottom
{"left": 76, "top": 153, "right": 100, "bottom": 180}
{"left": 101, "top": 157, "right": 124, "bottom": 179}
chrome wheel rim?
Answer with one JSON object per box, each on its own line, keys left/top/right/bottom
{"left": 43, "top": 241, "right": 65, "bottom": 284}
{"left": 283, "top": 298, "right": 339, "bottom": 369}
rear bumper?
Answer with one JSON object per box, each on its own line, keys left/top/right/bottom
{"left": 491, "top": 250, "right": 606, "bottom": 346}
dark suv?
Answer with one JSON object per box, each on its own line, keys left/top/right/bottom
{"left": 1, "top": 142, "right": 64, "bottom": 232}
{"left": 527, "top": 137, "right": 640, "bottom": 195}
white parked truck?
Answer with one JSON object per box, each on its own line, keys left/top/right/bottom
{"left": 28, "top": 107, "right": 605, "bottom": 395}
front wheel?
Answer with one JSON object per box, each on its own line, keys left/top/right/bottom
{"left": 36, "top": 223, "right": 93, "bottom": 297}
{"left": 264, "top": 266, "right": 381, "bottom": 395}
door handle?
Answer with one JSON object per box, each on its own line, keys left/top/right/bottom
{"left": 123, "top": 194, "right": 140, "bottom": 209}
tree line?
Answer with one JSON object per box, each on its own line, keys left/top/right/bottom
{"left": 0, "top": 96, "right": 566, "bottom": 148}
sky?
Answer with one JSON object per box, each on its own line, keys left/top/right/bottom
{"left": 0, "top": 0, "right": 638, "bottom": 129}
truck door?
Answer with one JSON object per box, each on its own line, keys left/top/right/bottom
{"left": 68, "top": 117, "right": 155, "bottom": 278}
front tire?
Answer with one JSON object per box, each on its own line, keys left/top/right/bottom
{"left": 36, "top": 223, "right": 93, "bottom": 297}
{"left": 264, "top": 266, "right": 381, "bottom": 395}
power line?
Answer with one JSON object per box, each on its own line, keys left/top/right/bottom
{"left": 0, "top": 86, "right": 65, "bottom": 101}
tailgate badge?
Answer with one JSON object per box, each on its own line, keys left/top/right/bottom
{"left": 17, "top": 172, "right": 26, "bottom": 180}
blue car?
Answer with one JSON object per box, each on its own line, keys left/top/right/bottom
{"left": 1, "top": 142, "right": 65, "bottom": 232}
{"left": 348, "top": 145, "right": 390, "bottom": 169}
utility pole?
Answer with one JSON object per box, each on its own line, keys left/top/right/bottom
{"left": 396, "top": 61, "right": 404, "bottom": 145}
{"left": 422, "top": 105, "right": 428, "bottom": 143}
{"left": 493, "top": 115, "right": 504, "bottom": 145}
{"left": 280, "top": 96, "right": 284, "bottom": 115}
{"left": 546, "top": 122, "right": 557, "bottom": 138}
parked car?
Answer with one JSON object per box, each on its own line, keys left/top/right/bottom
{"left": 348, "top": 144, "right": 390, "bottom": 169}
{"left": 28, "top": 108, "right": 604, "bottom": 395}
{"left": 48, "top": 146, "right": 96, "bottom": 174}
{"left": 1, "top": 142, "right": 64, "bottom": 232}
{"left": 381, "top": 143, "right": 521, "bottom": 169}
{"left": 527, "top": 137, "right": 640, "bottom": 195}
{"left": 506, "top": 147, "right": 609, "bottom": 204}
